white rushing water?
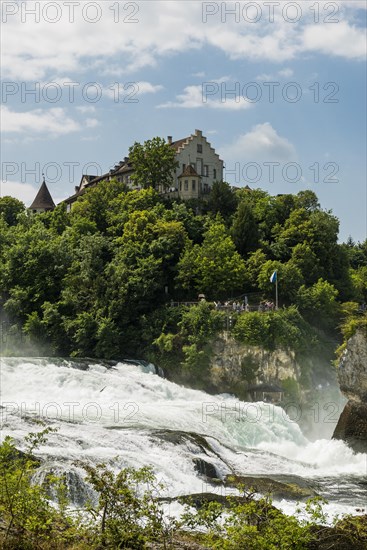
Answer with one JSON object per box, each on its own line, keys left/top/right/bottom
{"left": 1, "top": 358, "right": 366, "bottom": 519}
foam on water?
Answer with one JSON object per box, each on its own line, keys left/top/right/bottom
{"left": 1, "top": 358, "right": 366, "bottom": 515}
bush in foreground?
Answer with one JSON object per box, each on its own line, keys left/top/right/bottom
{"left": 1, "top": 430, "right": 366, "bottom": 549}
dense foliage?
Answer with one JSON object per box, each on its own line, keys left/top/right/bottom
{"left": 0, "top": 179, "right": 365, "bottom": 374}
{"left": 128, "top": 137, "right": 179, "bottom": 191}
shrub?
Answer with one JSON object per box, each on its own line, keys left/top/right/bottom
{"left": 78, "top": 462, "right": 171, "bottom": 548}
{"left": 233, "top": 306, "right": 316, "bottom": 353}
{"left": 0, "top": 429, "right": 79, "bottom": 549}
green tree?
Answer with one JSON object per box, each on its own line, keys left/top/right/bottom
{"left": 61, "top": 233, "right": 111, "bottom": 316}
{"left": 94, "top": 317, "right": 120, "bottom": 359}
{"left": 289, "top": 243, "right": 322, "bottom": 285}
{"left": 71, "top": 178, "right": 127, "bottom": 233}
{"left": 207, "top": 180, "right": 238, "bottom": 219}
{"left": 342, "top": 238, "right": 367, "bottom": 269}
{"left": 176, "top": 219, "right": 247, "bottom": 296}
{"left": 350, "top": 266, "right": 367, "bottom": 302}
{"left": 236, "top": 189, "right": 277, "bottom": 245}
{"left": 129, "top": 136, "right": 179, "bottom": 191}
{"left": 295, "top": 278, "right": 339, "bottom": 324}
{"left": 0, "top": 196, "right": 25, "bottom": 226}
{"left": 231, "top": 200, "right": 259, "bottom": 257}
{"left": 106, "top": 187, "right": 161, "bottom": 238}
{"left": 245, "top": 249, "right": 268, "bottom": 290}
{"left": 257, "top": 260, "right": 304, "bottom": 304}
{"left": 233, "top": 306, "right": 314, "bottom": 352}
{"left": 40, "top": 202, "right": 70, "bottom": 235}
{"left": 163, "top": 201, "right": 206, "bottom": 244}
{"left": 64, "top": 311, "right": 98, "bottom": 356}
{"left": 2, "top": 221, "right": 72, "bottom": 323}
{"left": 294, "top": 189, "right": 320, "bottom": 211}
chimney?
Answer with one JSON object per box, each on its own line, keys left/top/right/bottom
{"left": 75, "top": 186, "right": 79, "bottom": 193}
{"left": 195, "top": 129, "right": 202, "bottom": 137}
{"left": 167, "top": 136, "right": 172, "bottom": 144}
{"left": 124, "top": 157, "right": 128, "bottom": 163}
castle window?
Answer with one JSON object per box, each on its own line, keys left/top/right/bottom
{"left": 204, "top": 165, "right": 208, "bottom": 176}
{"left": 192, "top": 180, "right": 196, "bottom": 191}
{"left": 213, "top": 168, "right": 217, "bottom": 180}
{"left": 197, "top": 144, "right": 202, "bottom": 153}
{"left": 184, "top": 180, "right": 188, "bottom": 191}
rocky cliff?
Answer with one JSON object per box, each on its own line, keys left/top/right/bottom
{"left": 207, "top": 332, "right": 339, "bottom": 403}
{"left": 209, "top": 332, "right": 300, "bottom": 398}
{"left": 333, "top": 327, "right": 367, "bottom": 453}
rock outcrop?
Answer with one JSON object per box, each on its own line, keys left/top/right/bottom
{"left": 337, "top": 329, "right": 367, "bottom": 403}
{"left": 333, "top": 328, "right": 367, "bottom": 453}
{"left": 209, "top": 332, "right": 300, "bottom": 399}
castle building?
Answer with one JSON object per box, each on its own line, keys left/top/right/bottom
{"left": 64, "top": 129, "right": 224, "bottom": 210}
{"left": 177, "top": 164, "right": 202, "bottom": 200}
{"left": 28, "top": 177, "right": 55, "bottom": 214}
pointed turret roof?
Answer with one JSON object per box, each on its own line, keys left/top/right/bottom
{"left": 29, "top": 178, "right": 55, "bottom": 210}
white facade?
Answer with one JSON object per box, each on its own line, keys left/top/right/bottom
{"left": 171, "top": 129, "right": 223, "bottom": 194}
{"left": 64, "top": 129, "right": 224, "bottom": 208}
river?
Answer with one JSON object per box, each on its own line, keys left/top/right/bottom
{"left": 1, "top": 357, "right": 366, "bottom": 521}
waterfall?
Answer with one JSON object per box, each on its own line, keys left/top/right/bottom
{"left": 1, "top": 357, "right": 366, "bottom": 517}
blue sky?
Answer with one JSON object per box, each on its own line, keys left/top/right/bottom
{"left": 1, "top": 0, "right": 366, "bottom": 242}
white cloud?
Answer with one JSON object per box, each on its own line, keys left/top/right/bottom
{"left": 76, "top": 106, "right": 96, "bottom": 114}
{"left": 158, "top": 84, "right": 253, "bottom": 110}
{"left": 255, "top": 73, "right": 273, "bottom": 82}
{"left": 302, "top": 22, "right": 367, "bottom": 60}
{"left": 103, "top": 81, "right": 163, "bottom": 101}
{"left": 0, "top": 180, "right": 39, "bottom": 205}
{"left": 136, "top": 81, "right": 163, "bottom": 94}
{"left": 220, "top": 123, "right": 297, "bottom": 164}
{"left": 1, "top": 2, "right": 365, "bottom": 82}
{"left": 85, "top": 118, "right": 100, "bottom": 128}
{"left": 1, "top": 106, "right": 101, "bottom": 137}
{"left": 256, "top": 68, "right": 294, "bottom": 81}
{"left": 1, "top": 106, "right": 80, "bottom": 136}
{"left": 278, "top": 68, "right": 294, "bottom": 78}
{"left": 0, "top": 180, "right": 67, "bottom": 207}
